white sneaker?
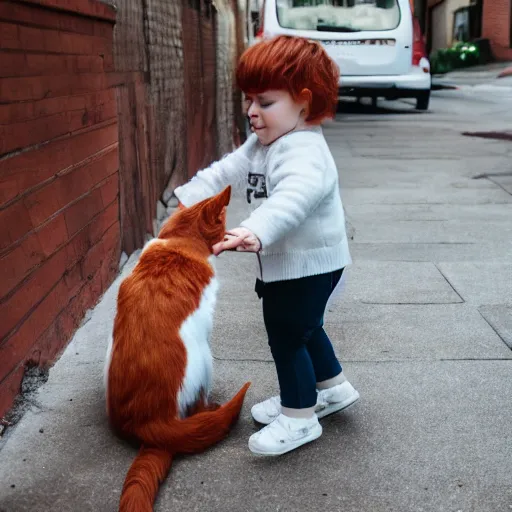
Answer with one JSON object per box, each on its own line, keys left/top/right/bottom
{"left": 251, "top": 381, "right": 360, "bottom": 425}
{"left": 315, "top": 381, "right": 360, "bottom": 419}
{"left": 248, "top": 414, "right": 322, "bottom": 456}
{"left": 250, "top": 395, "right": 281, "bottom": 424}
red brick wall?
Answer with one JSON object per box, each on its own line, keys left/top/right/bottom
{"left": 0, "top": 0, "right": 120, "bottom": 418}
{"left": 482, "top": 0, "right": 512, "bottom": 61}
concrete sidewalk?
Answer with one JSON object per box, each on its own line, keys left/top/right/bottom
{"left": 1, "top": 100, "right": 512, "bottom": 511}
{"left": 432, "top": 60, "right": 512, "bottom": 89}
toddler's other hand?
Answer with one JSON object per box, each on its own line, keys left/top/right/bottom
{"left": 213, "top": 227, "right": 261, "bottom": 256}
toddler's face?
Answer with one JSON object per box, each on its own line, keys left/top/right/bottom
{"left": 244, "top": 90, "right": 307, "bottom": 146}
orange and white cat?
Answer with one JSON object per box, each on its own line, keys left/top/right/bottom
{"left": 104, "top": 186, "right": 250, "bottom": 512}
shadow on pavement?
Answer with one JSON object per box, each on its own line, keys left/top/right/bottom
{"left": 336, "top": 99, "right": 421, "bottom": 115}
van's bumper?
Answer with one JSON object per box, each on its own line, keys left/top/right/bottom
{"left": 339, "top": 66, "right": 431, "bottom": 97}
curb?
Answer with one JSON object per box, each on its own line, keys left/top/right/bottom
{"left": 462, "top": 131, "right": 512, "bottom": 142}
{"left": 431, "top": 82, "right": 459, "bottom": 91}
{"left": 497, "top": 67, "right": 512, "bottom": 79}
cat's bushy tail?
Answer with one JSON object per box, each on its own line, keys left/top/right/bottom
{"left": 119, "top": 446, "right": 173, "bottom": 512}
{"left": 118, "top": 382, "right": 250, "bottom": 512}
{"left": 137, "top": 382, "right": 250, "bottom": 452}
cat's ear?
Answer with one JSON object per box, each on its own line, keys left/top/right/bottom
{"left": 217, "top": 186, "right": 231, "bottom": 207}
{"left": 202, "top": 186, "right": 231, "bottom": 218}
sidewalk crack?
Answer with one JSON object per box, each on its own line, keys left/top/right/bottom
{"left": 477, "top": 309, "right": 512, "bottom": 351}
{"left": 434, "top": 264, "right": 465, "bottom": 303}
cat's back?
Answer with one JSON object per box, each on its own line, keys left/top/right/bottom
{"left": 117, "top": 239, "right": 216, "bottom": 322}
{"left": 110, "top": 238, "right": 219, "bottom": 415}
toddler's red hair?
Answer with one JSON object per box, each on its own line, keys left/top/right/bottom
{"left": 236, "top": 35, "right": 339, "bottom": 124}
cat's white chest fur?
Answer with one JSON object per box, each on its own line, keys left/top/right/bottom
{"left": 177, "top": 257, "right": 219, "bottom": 417}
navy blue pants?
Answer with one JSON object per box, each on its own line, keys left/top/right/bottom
{"left": 256, "top": 269, "right": 343, "bottom": 409}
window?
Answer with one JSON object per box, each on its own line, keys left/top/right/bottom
{"left": 276, "top": 0, "right": 401, "bottom": 32}
{"left": 453, "top": 7, "right": 470, "bottom": 43}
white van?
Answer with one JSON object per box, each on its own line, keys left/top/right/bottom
{"left": 248, "top": 0, "right": 431, "bottom": 110}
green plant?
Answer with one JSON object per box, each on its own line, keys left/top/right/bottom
{"left": 429, "top": 42, "right": 480, "bottom": 74}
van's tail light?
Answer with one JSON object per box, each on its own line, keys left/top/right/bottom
{"left": 254, "top": 1, "right": 265, "bottom": 41}
{"left": 412, "top": 16, "right": 428, "bottom": 72}
{"left": 256, "top": 22, "right": 264, "bottom": 39}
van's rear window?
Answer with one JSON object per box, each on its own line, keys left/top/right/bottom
{"left": 276, "top": 0, "right": 401, "bottom": 32}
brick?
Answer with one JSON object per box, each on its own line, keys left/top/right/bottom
{"left": 0, "top": 1, "right": 112, "bottom": 36}
{"left": 58, "top": 31, "right": 93, "bottom": 54}
{"left": 0, "top": 53, "right": 104, "bottom": 78}
{"left": 0, "top": 51, "right": 27, "bottom": 78}
{"left": 0, "top": 201, "right": 33, "bottom": 251}
{"left": 69, "top": 198, "right": 118, "bottom": 258}
{"left": 28, "top": 303, "right": 74, "bottom": 369}
{"left": 482, "top": 0, "right": 512, "bottom": 56}
{"left": 0, "top": 214, "right": 68, "bottom": 298}
{"left": 0, "top": 22, "right": 20, "bottom": 49}
{"left": 63, "top": 17, "right": 111, "bottom": 40}
{"left": 0, "top": 196, "right": 118, "bottom": 302}
{"left": 0, "top": 365, "right": 24, "bottom": 419}
{"left": 0, "top": 112, "right": 69, "bottom": 156}
{"left": 0, "top": 89, "right": 115, "bottom": 124}
{"left": 25, "top": 320, "right": 59, "bottom": 369}
{"left": 69, "top": 89, "right": 116, "bottom": 111}
{"left": 21, "top": 0, "right": 117, "bottom": 23}
{"left": 92, "top": 20, "right": 114, "bottom": 40}
{"left": 63, "top": 187, "right": 105, "bottom": 237}
{"left": 29, "top": 224, "right": 119, "bottom": 369}
{"left": 67, "top": 99, "right": 118, "bottom": 133}
{"left": 16, "top": 24, "right": 45, "bottom": 51}
{"left": 98, "top": 229, "right": 120, "bottom": 297}
{"left": 80, "top": 217, "right": 119, "bottom": 279}
{"left": 1, "top": 102, "right": 117, "bottom": 158}
{"left": 75, "top": 55, "right": 104, "bottom": 73}
{"left": 85, "top": 146, "right": 119, "bottom": 186}
{"left": 0, "top": 194, "right": 118, "bottom": 341}
{"left": 0, "top": 240, "right": 77, "bottom": 340}
{"left": 0, "top": 121, "right": 118, "bottom": 207}
{"left": 102, "top": 50, "right": 114, "bottom": 72}
{"left": 0, "top": 98, "right": 49, "bottom": 125}
{"left": 0, "top": 221, "right": 120, "bottom": 384}
{"left": 23, "top": 147, "right": 118, "bottom": 227}
{"left": 0, "top": 274, "right": 77, "bottom": 384}
{"left": 69, "top": 120, "right": 118, "bottom": 160}
{"left": 99, "top": 172, "right": 119, "bottom": 206}
{"left": 0, "top": 73, "right": 109, "bottom": 103}
{"left": 0, "top": 21, "right": 113, "bottom": 56}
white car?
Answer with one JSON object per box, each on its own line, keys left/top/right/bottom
{"left": 250, "top": 0, "right": 431, "bottom": 111}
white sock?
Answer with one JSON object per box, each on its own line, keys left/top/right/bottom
{"left": 317, "top": 372, "right": 346, "bottom": 390}
{"left": 281, "top": 406, "right": 316, "bottom": 420}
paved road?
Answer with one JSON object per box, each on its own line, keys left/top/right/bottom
{"left": 1, "top": 87, "right": 512, "bottom": 512}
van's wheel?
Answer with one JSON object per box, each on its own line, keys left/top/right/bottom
{"left": 416, "top": 90, "right": 430, "bottom": 111}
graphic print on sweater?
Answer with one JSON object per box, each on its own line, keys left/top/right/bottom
{"left": 246, "top": 172, "right": 267, "bottom": 205}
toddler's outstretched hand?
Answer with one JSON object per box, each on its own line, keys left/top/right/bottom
{"left": 213, "top": 227, "right": 261, "bottom": 256}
